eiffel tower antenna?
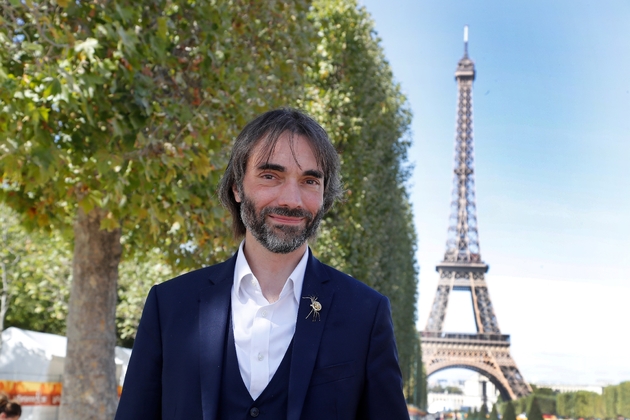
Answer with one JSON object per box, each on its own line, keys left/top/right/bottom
{"left": 421, "top": 26, "right": 531, "bottom": 400}
{"left": 464, "top": 25, "right": 469, "bottom": 57}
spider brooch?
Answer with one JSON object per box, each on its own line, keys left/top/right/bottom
{"left": 303, "top": 296, "right": 322, "bottom": 321}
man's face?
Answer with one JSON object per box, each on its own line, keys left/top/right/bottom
{"left": 233, "top": 132, "right": 325, "bottom": 254}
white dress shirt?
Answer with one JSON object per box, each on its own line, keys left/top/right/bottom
{"left": 231, "top": 241, "right": 308, "bottom": 399}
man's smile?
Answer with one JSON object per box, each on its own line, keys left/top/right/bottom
{"left": 268, "top": 214, "right": 306, "bottom": 225}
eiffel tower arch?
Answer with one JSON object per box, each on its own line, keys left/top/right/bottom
{"left": 421, "top": 27, "right": 531, "bottom": 401}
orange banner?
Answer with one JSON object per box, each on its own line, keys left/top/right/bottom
{"left": 0, "top": 380, "right": 62, "bottom": 406}
{"left": 0, "top": 380, "right": 122, "bottom": 406}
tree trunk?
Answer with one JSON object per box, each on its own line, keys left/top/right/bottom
{"left": 60, "top": 208, "right": 122, "bottom": 420}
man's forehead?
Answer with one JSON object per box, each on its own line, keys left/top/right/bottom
{"left": 249, "top": 132, "right": 321, "bottom": 170}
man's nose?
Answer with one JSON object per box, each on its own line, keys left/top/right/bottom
{"left": 277, "top": 180, "right": 303, "bottom": 208}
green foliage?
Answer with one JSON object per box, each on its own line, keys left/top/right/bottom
{"left": 489, "top": 404, "right": 499, "bottom": 420}
{"left": 1, "top": 204, "right": 70, "bottom": 335}
{"left": 116, "top": 249, "right": 172, "bottom": 347}
{"left": 470, "top": 407, "right": 479, "bottom": 420}
{"left": 415, "top": 342, "right": 428, "bottom": 409}
{"left": 527, "top": 398, "right": 544, "bottom": 420}
{"left": 557, "top": 391, "right": 604, "bottom": 419}
{"left": 1, "top": 0, "right": 420, "bottom": 409}
{"left": 503, "top": 383, "right": 630, "bottom": 420}
{"left": 535, "top": 395, "right": 557, "bottom": 416}
{"left": 0, "top": 0, "right": 316, "bottom": 266}
{"left": 500, "top": 386, "right": 557, "bottom": 416}
{"left": 536, "top": 395, "right": 557, "bottom": 415}
{"left": 602, "top": 382, "right": 630, "bottom": 419}
{"left": 604, "top": 386, "right": 619, "bottom": 419}
{"left": 0, "top": 203, "right": 171, "bottom": 346}
{"left": 618, "top": 382, "right": 630, "bottom": 418}
{"left": 503, "top": 401, "right": 517, "bottom": 420}
{"left": 1, "top": 1, "right": 318, "bottom": 412}
{"left": 304, "top": 0, "right": 418, "bottom": 398}
{"left": 404, "top": 332, "right": 427, "bottom": 407}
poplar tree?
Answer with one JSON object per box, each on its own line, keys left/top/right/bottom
{"left": 305, "top": 0, "right": 419, "bottom": 396}
{"left": 503, "top": 401, "right": 517, "bottom": 420}
{"left": 527, "top": 398, "right": 544, "bottom": 420}
{"left": 619, "top": 382, "right": 630, "bottom": 419}
{"left": 480, "top": 403, "right": 489, "bottom": 419}
{"left": 489, "top": 403, "right": 499, "bottom": 420}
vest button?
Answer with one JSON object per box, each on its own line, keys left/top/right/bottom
{"left": 250, "top": 407, "right": 260, "bottom": 417}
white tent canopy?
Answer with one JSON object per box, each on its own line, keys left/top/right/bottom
{"left": 0, "top": 327, "right": 132, "bottom": 420}
{"left": 0, "top": 327, "right": 131, "bottom": 384}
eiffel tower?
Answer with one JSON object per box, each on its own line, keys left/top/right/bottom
{"left": 421, "top": 27, "right": 531, "bottom": 400}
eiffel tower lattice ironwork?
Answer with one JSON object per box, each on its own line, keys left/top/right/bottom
{"left": 421, "top": 26, "right": 531, "bottom": 400}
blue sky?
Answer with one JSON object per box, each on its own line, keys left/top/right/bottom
{"left": 359, "top": 0, "right": 630, "bottom": 385}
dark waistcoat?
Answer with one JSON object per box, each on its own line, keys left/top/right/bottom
{"left": 218, "top": 318, "right": 293, "bottom": 420}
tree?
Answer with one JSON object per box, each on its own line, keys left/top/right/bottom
{"left": 0, "top": 0, "right": 315, "bottom": 418}
{"left": 414, "top": 339, "right": 428, "bottom": 409}
{"left": 532, "top": 390, "right": 558, "bottom": 416}
{"left": 556, "top": 392, "right": 571, "bottom": 418}
{"left": 480, "top": 403, "right": 489, "bottom": 419}
{"left": 0, "top": 204, "right": 27, "bottom": 354}
{"left": 503, "top": 401, "right": 517, "bottom": 420}
{"left": 527, "top": 398, "right": 544, "bottom": 420}
{"left": 557, "top": 391, "right": 604, "bottom": 419}
{"left": 404, "top": 332, "right": 427, "bottom": 407}
{"left": 1, "top": 204, "right": 71, "bottom": 336}
{"left": 604, "top": 385, "right": 619, "bottom": 419}
{"left": 489, "top": 403, "right": 499, "bottom": 420}
{"left": 602, "top": 381, "right": 630, "bottom": 419}
{"left": 1, "top": 0, "right": 421, "bottom": 416}
{"left": 619, "top": 382, "right": 630, "bottom": 419}
{"left": 1, "top": 202, "right": 172, "bottom": 349}
{"left": 304, "top": 0, "right": 418, "bottom": 394}
{"left": 470, "top": 407, "right": 479, "bottom": 420}
{"left": 503, "top": 386, "right": 558, "bottom": 418}
{"left": 116, "top": 248, "right": 172, "bottom": 347}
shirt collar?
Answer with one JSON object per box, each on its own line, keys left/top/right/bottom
{"left": 233, "top": 241, "right": 309, "bottom": 304}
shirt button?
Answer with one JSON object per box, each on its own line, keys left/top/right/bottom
{"left": 261, "top": 310, "right": 268, "bottom": 317}
{"left": 250, "top": 407, "right": 259, "bottom": 417}
{"left": 257, "top": 353, "right": 264, "bottom": 361}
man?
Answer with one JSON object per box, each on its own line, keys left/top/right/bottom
{"left": 115, "top": 108, "right": 409, "bottom": 419}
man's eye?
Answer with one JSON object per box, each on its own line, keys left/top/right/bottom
{"left": 261, "top": 174, "right": 275, "bottom": 180}
{"left": 305, "top": 179, "right": 320, "bottom": 185}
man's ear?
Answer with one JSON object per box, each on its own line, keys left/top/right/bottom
{"left": 232, "top": 184, "right": 242, "bottom": 203}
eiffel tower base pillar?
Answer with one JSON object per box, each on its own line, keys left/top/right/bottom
{"left": 421, "top": 332, "right": 532, "bottom": 400}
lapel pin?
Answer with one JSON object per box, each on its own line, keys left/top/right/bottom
{"left": 303, "top": 296, "right": 322, "bottom": 321}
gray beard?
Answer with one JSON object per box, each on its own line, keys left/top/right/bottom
{"left": 239, "top": 194, "right": 324, "bottom": 254}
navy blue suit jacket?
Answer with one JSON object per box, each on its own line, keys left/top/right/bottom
{"left": 115, "top": 251, "right": 409, "bottom": 420}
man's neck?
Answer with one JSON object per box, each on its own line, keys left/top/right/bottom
{"left": 242, "top": 232, "right": 307, "bottom": 303}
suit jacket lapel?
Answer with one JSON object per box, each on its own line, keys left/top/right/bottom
{"left": 287, "top": 252, "right": 335, "bottom": 420}
{"left": 198, "top": 255, "right": 236, "bottom": 420}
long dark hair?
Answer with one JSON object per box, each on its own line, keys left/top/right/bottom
{"left": 217, "top": 108, "right": 343, "bottom": 237}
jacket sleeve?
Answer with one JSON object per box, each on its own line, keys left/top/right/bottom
{"left": 115, "top": 286, "right": 163, "bottom": 420}
{"left": 357, "top": 295, "right": 409, "bottom": 419}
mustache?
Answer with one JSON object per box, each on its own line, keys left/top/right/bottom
{"left": 260, "top": 206, "right": 313, "bottom": 219}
